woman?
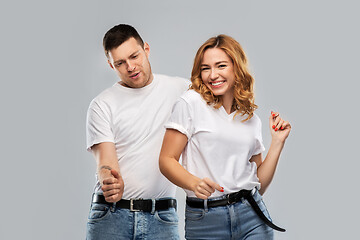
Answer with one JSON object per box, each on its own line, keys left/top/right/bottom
{"left": 159, "top": 35, "right": 291, "bottom": 239}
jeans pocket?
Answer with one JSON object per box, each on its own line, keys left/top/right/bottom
{"left": 155, "top": 208, "right": 178, "bottom": 225}
{"left": 185, "top": 206, "right": 205, "bottom": 221}
{"left": 88, "top": 203, "right": 111, "bottom": 222}
{"left": 243, "top": 195, "right": 273, "bottom": 222}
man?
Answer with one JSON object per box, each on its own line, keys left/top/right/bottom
{"left": 86, "top": 24, "right": 189, "bottom": 239}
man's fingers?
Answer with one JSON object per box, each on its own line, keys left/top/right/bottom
{"left": 102, "top": 171, "right": 123, "bottom": 185}
{"left": 111, "top": 169, "right": 122, "bottom": 180}
{"left": 102, "top": 177, "right": 118, "bottom": 185}
{"left": 104, "top": 193, "right": 119, "bottom": 203}
{"left": 101, "top": 183, "right": 122, "bottom": 192}
{"left": 103, "top": 188, "right": 121, "bottom": 198}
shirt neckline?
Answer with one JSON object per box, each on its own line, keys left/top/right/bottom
{"left": 114, "top": 74, "right": 157, "bottom": 92}
{"left": 219, "top": 105, "right": 236, "bottom": 119}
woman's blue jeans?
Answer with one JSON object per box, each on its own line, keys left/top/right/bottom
{"left": 185, "top": 190, "right": 274, "bottom": 240}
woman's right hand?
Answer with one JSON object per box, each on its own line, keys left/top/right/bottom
{"left": 192, "top": 177, "right": 224, "bottom": 199}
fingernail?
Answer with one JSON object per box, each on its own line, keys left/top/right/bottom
{"left": 272, "top": 113, "right": 276, "bottom": 117}
{"left": 275, "top": 128, "right": 278, "bottom": 131}
{"left": 272, "top": 125, "right": 275, "bottom": 129}
{"left": 220, "top": 189, "right": 224, "bottom": 192}
{"left": 281, "top": 127, "right": 284, "bottom": 130}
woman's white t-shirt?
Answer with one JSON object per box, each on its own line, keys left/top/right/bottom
{"left": 165, "top": 90, "right": 265, "bottom": 198}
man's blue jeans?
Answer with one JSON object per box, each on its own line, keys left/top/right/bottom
{"left": 86, "top": 198, "right": 179, "bottom": 240}
{"left": 185, "top": 189, "right": 274, "bottom": 240}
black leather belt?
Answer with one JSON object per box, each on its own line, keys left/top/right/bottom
{"left": 92, "top": 194, "right": 176, "bottom": 212}
{"left": 186, "top": 189, "right": 286, "bottom": 232}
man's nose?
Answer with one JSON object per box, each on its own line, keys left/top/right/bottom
{"left": 127, "top": 61, "right": 135, "bottom": 72}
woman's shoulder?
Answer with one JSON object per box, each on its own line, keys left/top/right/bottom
{"left": 180, "top": 89, "right": 204, "bottom": 104}
{"left": 247, "top": 112, "right": 263, "bottom": 129}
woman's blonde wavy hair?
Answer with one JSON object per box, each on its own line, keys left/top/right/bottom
{"left": 190, "top": 34, "right": 257, "bottom": 122}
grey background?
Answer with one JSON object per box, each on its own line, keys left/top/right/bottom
{"left": 1, "top": 0, "right": 359, "bottom": 239}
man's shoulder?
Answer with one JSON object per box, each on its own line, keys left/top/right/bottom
{"left": 89, "top": 84, "right": 119, "bottom": 106}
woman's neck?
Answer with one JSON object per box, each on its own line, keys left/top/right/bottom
{"left": 221, "top": 92, "right": 235, "bottom": 114}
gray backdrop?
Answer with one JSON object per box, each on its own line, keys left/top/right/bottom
{"left": 1, "top": 0, "right": 359, "bottom": 239}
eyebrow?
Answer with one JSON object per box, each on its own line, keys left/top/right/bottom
{"left": 201, "top": 61, "right": 229, "bottom": 66}
{"left": 113, "top": 51, "right": 140, "bottom": 65}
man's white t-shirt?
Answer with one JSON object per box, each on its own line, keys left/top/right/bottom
{"left": 86, "top": 74, "right": 189, "bottom": 199}
{"left": 165, "top": 90, "right": 265, "bottom": 198}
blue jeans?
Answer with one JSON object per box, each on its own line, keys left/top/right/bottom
{"left": 86, "top": 198, "right": 179, "bottom": 240}
{"left": 185, "top": 190, "right": 274, "bottom": 240}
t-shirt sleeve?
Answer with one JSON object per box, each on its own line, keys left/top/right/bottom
{"left": 252, "top": 117, "right": 266, "bottom": 156}
{"left": 164, "top": 98, "right": 193, "bottom": 140}
{"left": 86, "top": 99, "right": 115, "bottom": 151}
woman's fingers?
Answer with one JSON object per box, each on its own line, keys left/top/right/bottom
{"left": 276, "top": 119, "right": 284, "bottom": 131}
{"left": 194, "top": 177, "right": 224, "bottom": 199}
{"left": 271, "top": 111, "right": 279, "bottom": 118}
{"left": 195, "top": 192, "right": 210, "bottom": 200}
{"left": 270, "top": 111, "right": 288, "bottom": 131}
{"left": 281, "top": 121, "right": 291, "bottom": 130}
{"left": 196, "top": 181, "right": 214, "bottom": 196}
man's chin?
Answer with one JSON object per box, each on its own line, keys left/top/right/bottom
{"left": 121, "top": 80, "right": 146, "bottom": 89}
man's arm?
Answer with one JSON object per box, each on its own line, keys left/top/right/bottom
{"left": 92, "top": 142, "right": 124, "bottom": 202}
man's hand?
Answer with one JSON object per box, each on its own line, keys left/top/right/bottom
{"left": 101, "top": 169, "right": 124, "bottom": 203}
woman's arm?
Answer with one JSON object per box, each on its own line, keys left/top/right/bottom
{"left": 251, "top": 111, "right": 291, "bottom": 195}
{"left": 159, "top": 129, "right": 223, "bottom": 199}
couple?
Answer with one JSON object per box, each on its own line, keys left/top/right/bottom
{"left": 86, "top": 24, "right": 291, "bottom": 240}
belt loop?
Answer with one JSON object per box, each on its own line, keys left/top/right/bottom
{"left": 151, "top": 199, "right": 156, "bottom": 214}
{"left": 204, "top": 199, "right": 208, "bottom": 213}
{"left": 110, "top": 202, "right": 116, "bottom": 212}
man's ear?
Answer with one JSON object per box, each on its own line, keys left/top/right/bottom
{"left": 144, "top": 42, "right": 150, "bottom": 58}
{"left": 108, "top": 59, "right": 114, "bottom": 69}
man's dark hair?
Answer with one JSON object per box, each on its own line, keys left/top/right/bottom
{"left": 103, "top": 24, "right": 144, "bottom": 58}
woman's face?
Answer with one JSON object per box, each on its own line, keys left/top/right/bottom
{"left": 200, "top": 48, "right": 236, "bottom": 99}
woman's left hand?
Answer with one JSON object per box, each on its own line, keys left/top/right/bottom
{"left": 269, "top": 111, "right": 291, "bottom": 143}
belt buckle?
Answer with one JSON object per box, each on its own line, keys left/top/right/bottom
{"left": 130, "top": 199, "right": 140, "bottom": 212}
{"left": 227, "top": 194, "right": 236, "bottom": 205}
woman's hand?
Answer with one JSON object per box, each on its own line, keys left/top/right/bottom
{"left": 269, "top": 111, "right": 291, "bottom": 143}
{"left": 191, "top": 177, "right": 224, "bottom": 199}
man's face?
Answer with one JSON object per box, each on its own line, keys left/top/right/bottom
{"left": 108, "top": 37, "right": 153, "bottom": 88}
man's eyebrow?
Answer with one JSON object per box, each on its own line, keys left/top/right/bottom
{"left": 113, "top": 59, "right": 124, "bottom": 65}
{"left": 113, "top": 50, "right": 140, "bottom": 64}
{"left": 130, "top": 50, "right": 140, "bottom": 57}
